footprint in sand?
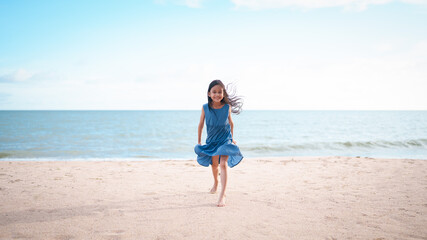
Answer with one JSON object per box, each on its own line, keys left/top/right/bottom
{"left": 281, "top": 160, "right": 291, "bottom": 166}
{"left": 185, "top": 163, "right": 197, "bottom": 167}
{"left": 11, "top": 233, "right": 32, "bottom": 239}
{"left": 324, "top": 216, "right": 338, "bottom": 221}
{"left": 144, "top": 192, "right": 157, "bottom": 195}
{"left": 9, "top": 179, "right": 22, "bottom": 183}
{"left": 55, "top": 234, "right": 75, "bottom": 240}
{"left": 89, "top": 177, "right": 103, "bottom": 180}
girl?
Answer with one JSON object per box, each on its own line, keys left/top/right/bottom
{"left": 194, "top": 80, "right": 243, "bottom": 207}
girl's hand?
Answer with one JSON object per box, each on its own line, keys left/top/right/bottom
{"left": 232, "top": 139, "right": 237, "bottom": 144}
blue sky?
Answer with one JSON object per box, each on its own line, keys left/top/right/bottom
{"left": 1, "top": 0, "right": 426, "bottom": 110}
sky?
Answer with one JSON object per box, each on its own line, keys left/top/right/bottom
{"left": 0, "top": 0, "right": 426, "bottom": 110}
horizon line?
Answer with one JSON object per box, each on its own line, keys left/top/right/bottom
{"left": 1, "top": 109, "right": 426, "bottom": 111}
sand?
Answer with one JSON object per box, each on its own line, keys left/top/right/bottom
{"left": 0, "top": 156, "right": 426, "bottom": 240}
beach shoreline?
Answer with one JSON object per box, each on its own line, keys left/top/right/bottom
{"left": 1, "top": 156, "right": 426, "bottom": 239}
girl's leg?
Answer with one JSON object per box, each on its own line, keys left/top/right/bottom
{"left": 218, "top": 155, "right": 229, "bottom": 207}
{"left": 210, "top": 156, "right": 219, "bottom": 194}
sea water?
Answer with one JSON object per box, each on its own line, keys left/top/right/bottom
{"left": 1, "top": 110, "right": 426, "bottom": 160}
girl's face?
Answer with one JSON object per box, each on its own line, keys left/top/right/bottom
{"left": 208, "top": 85, "right": 224, "bottom": 103}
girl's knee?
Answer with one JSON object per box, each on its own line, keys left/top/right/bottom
{"left": 212, "top": 156, "right": 219, "bottom": 166}
{"left": 220, "top": 156, "right": 228, "bottom": 168}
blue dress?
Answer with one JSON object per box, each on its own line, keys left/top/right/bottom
{"left": 194, "top": 103, "right": 243, "bottom": 168}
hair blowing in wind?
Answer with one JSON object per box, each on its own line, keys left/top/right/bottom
{"left": 207, "top": 80, "right": 244, "bottom": 114}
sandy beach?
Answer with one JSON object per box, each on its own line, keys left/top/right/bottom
{"left": 0, "top": 157, "right": 426, "bottom": 240}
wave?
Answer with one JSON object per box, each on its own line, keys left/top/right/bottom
{"left": 0, "top": 152, "right": 11, "bottom": 159}
{"left": 0, "top": 157, "right": 192, "bottom": 161}
{"left": 242, "top": 139, "right": 427, "bottom": 152}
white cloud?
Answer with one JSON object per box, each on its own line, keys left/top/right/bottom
{"left": 0, "top": 69, "right": 35, "bottom": 82}
{"left": 226, "top": 40, "right": 427, "bottom": 110}
{"left": 374, "top": 42, "right": 395, "bottom": 53}
{"left": 230, "top": 0, "right": 427, "bottom": 10}
{"left": 412, "top": 39, "right": 427, "bottom": 56}
{"left": 0, "top": 60, "right": 219, "bottom": 109}
{"left": 402, "top": 0, "right": 427, "bottom": 3}
{"left": 2, "top": 49, "right": 426, "bottom": 110}
{"left": 183, "top": 0, "right": 203, "bottom": 8}
{"left": 154, "top": 0, "right": 204, "bottom": 8}
{"left": 12, "top": 69, "right": 34, "bottom": 82}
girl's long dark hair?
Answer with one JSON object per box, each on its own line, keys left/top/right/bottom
{"left": 207, "top": 80, "right": 243, "bottom": 114}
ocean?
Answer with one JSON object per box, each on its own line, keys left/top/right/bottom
{"left": 1, "top": 110, "right": 426, "bottom": 161}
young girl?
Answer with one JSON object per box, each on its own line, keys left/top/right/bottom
{"left": 194, "top": 80, "right": 243, "bottom": 207}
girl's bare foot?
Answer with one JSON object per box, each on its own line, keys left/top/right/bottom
{"left": 210, "top": 183, "right": 218, "bottom": 194}
{"left": 217, "top": 194, "right": 226, "bottom": 207}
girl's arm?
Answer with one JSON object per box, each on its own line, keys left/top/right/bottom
{"left": 228, "top": 107, "right": 236, "bottom": 144}
{"left": 197, "top": 107, "right": 205, "bottom": 145}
